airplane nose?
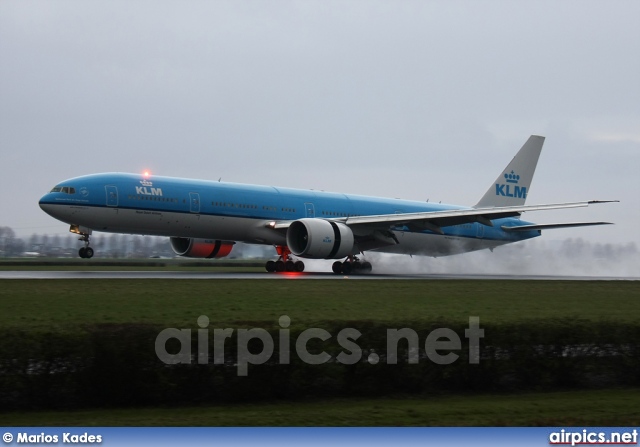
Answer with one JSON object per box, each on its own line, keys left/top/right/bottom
{"left": 39, "top": 194, "right": 56, "bottom": 217}
{"left": 38, "top": 194, "right": 48, "bottom": 210}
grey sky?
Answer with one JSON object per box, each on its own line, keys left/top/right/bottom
{"left": 1, "top": 0, "right": 638, "bottom": 246}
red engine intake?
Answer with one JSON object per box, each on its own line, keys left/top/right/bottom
{"left": 169, "top": 237, "right": 234, "bottom": 258}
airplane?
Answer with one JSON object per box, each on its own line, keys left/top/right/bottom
{"left": 38, "top": 135, "right": 616, "bottom": 274}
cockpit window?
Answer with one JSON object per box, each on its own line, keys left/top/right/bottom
{"left": 50, "top": 186, "right": 76, "bottom": 194}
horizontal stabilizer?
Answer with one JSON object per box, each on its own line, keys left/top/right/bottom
{"left": 501, "top": 222, "right": 613, "bottom": 232}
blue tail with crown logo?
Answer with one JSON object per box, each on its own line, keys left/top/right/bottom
{"left": 474, "top": 135, "right": 545, "bottom": 208}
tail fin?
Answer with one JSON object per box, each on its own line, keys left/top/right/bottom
{"left": 474, "top": 135, "right": 545, "bottom": 208}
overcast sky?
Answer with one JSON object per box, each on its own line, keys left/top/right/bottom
{"left": 1, "top": 0, "right": 638, "bottom": 247}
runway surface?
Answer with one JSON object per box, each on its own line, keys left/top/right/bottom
{"left": 0, "top": 271, "right": 638, "bottom": 280}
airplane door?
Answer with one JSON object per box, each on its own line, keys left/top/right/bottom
{"left": 105, "top": 186, "right": 118, "bottom": 207}
{"left": 476, "top": 224, "right": 484, "bottom": 239}
{"left": 189, "top": 192, "right": 200, "bottom": 213}
{"left": 304, "top": 203, "right": 315, "bottom": 218}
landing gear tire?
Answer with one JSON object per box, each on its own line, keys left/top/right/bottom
{"left": 294, "top": 260, "right": 305, "bottom": 272}
{"left": 79, "top": 246, "right": 94, "bottom": 259}
{"left": 265, "top": 260, "right": 276, "bottom": 272}
{"left": 331, "top": 258, "right": 372, "bottom": 275}
{"left": 275, "top": 260, "right": 285, "bottom": 272}
{"left": 285, "top": 260, "right": 295, "bottom": 272}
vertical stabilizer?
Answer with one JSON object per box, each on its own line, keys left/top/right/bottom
{"left": 474, "top": 135, "right": 545, "bottom": 208}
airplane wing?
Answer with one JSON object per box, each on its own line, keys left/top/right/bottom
{"left": 271, "top": 200, "right": 617, "bottom": 234}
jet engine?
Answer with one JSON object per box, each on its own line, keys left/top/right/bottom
{"left": 286, "top": 218, "right": 355, "bottom": 259}
{"left": 170, "top": 237, "right": 234, "bottom": 258}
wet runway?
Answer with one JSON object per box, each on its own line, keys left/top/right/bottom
{"left": 0, "top": 271, "right": 637, "bottom": 280}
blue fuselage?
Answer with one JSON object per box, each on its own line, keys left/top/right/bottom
{"left": 39, "top": 173, "right": 540, "bottom": 256}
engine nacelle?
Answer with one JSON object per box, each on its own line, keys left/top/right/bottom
{"left": 286, "top": 218, "right": 355, "bottom": 259}
{"left": 170, "top": 237, "right": 234, "bottom": 258}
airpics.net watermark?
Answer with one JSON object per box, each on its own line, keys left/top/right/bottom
{"left": 155, "top": 316, "right": 484, "bottom": 376}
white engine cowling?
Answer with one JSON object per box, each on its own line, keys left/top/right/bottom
{"left": 170, "top": 237, "right": 234, "bottom": 258}
{"left": 286, "top": 218, "right": 355, "bottom": 259}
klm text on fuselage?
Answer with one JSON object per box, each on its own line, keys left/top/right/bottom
{"left": 135, "top": 186, "right": 163, "bottom": 196}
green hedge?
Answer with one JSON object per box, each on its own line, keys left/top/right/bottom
{"left": 0, "top": 319, "right": 639, "bottom": 410}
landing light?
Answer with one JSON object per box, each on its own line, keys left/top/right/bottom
{"left": 281, "top": 271, "right": 304, "bottom": 277}
{"left": 143, "top": 171, "right": 151, "bottom": 177}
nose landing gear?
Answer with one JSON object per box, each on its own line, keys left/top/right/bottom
{"left": 77, "top": 232, "right": 94, "bottom": 259}
{"left": 265, "top": 246, "right": 305, "bottom": 273}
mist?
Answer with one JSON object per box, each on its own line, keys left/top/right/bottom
{"left": 362, "top": 238, "right": 639, "bottom": 278}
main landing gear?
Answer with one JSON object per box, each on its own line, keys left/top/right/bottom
{"left": 264, "top": 248, "right": 373, "bottom": 274}
{"left": 265, "top": 246, "right": 305, "bottom": 273}
{"left": 78, "top": 233, "right": 94, "bottom": 259}
{"left": 332, "top": 256, "right": 372, "bottom": 275}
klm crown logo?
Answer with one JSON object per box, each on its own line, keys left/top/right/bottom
{"left": 496, "top": 170, "right": 527, "bottom": 198}
{"left": 504, "top": 171, "right": 520, "bottom": 184}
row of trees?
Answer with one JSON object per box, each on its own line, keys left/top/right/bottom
{"left": 0, "top": 226, "right": 273, "bottom": 259}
